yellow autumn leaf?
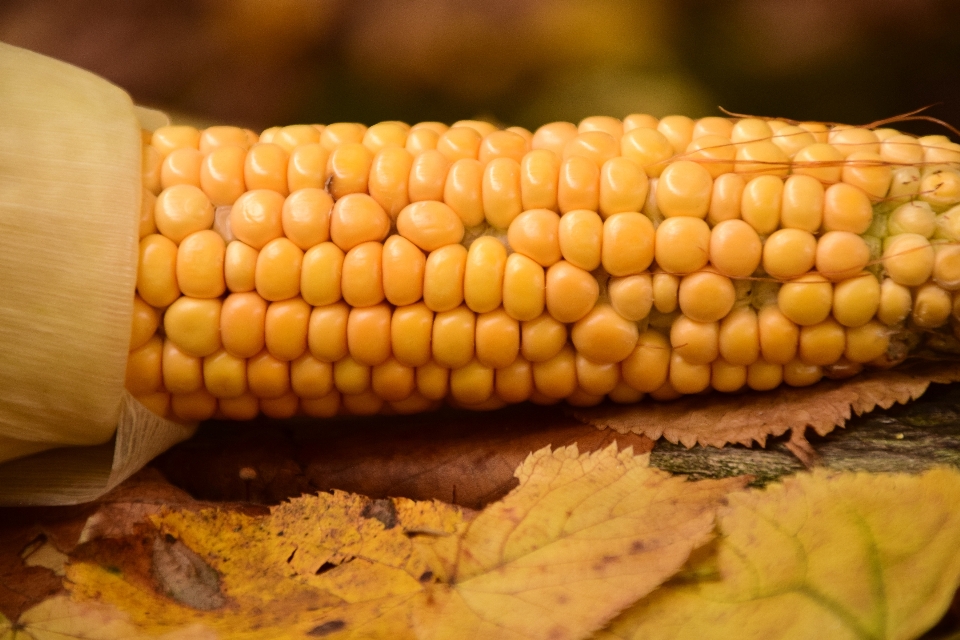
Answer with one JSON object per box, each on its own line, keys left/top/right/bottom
{"left": 600, "top": 466, "right": 960, "bottom": 640}
{"left": 412, "top": 444, "right": 746, "bottom": 640}
{"left": 12, "top": 444, "right": 742, "bottom": 639}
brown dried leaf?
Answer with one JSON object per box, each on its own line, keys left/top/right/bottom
{"left": 571, "top": 362, "right": 960, "bottom": 449}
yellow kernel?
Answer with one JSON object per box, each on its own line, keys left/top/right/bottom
{"left": 557, "top": 156, "right": 600, "bottom": 214}
{"left": 707, "top": 173, "right": 746, "bottom": 225}
{"left": 608, "top": 380, "right": 645, "bottom": 403}
{"left": 287, "top": 143, "right": 330, "bottom": 192}
{"left": 782, "top": 359, "right": 822, "bottom": 387}
{"left": 291, "top": 353, "right": 334, "bottom": 399}
{"left": 160, "top": 147, "right": 202, "bottom": 190}
{"left": 683, "top": 135, "right": 736, "bottom": 178}
{"left": 362, "top": 121, "right": 410, "bottom": 154}
{"left": 889, "top": 202, "right": 936, "bottom": 237}
{"left": 483, "top": 157, "right": 523, "bottom": 228}
{"left": 464, "top": 236, "right": 507, "bottom": 314}
{"left": 388, "top": 392, "right": 438, "bottom": 415}
{"left": 922, "top": 138, "right": 960, "bottom": 166}
{"left": 334, "top": 356, "right": 370, "bottom": 395}
{"left": 203, "top": 349, "right": 247, "bottom": 398}
{"left": 920, "top": 169, "right": 960, "bottom": 210}
{"left": 280, "top": 188, "right": 332, "bottom": 250}
{"left": 478, "top": 130, "right": 529, "bottom": 164}
{"left": 654, "top": 216, "right": 710, "bottom": 274}
{"left": 822, "top": 183, "right": 873, "bottom": 233}
{"left": 164, "top": 296, "right": 222, "bottom": 357}
{"left": 139, "top": 187, "right": 158, "bottom": 239}
{"left": 842, "top": 151, "right": 891, "bottom": 199}
{"left": 129, "top": 295, "right": 159, "bottom": 352}
{"left": 532, "top": 344, "right": 578, "bottom": 399}
{"left": 368, "top": 147, "right": 413, "bottom": 218}
{"left": 475, "top": 307, "right": 520, "bottom": 369}
{"left": 792, "top": 143, "right": 844, "bottom": 184}
{"left": 508, "top": 209, "right": 562, "bottom": 266}
{"left": 392, "top": 303, "right": 434, "bottom": 368}
{"left": 670, "top": 315, "right": 719, "bottom": 365}
{"left": 770, "top": 125, "right": 816, "bottom": 157}
{"left": 711, "top": 358, "right": 746, "bottom": 392}
{"left": 621, "top": 127, "right": 674, "bottom": 177}
{"left": 308, "top": 302, "right": 349, "bottom": 363}
{"left": 264, "top": 297, "right": 310, "bottom": 362}
{"left": 912, "top": 282, "right": 952, "bottom": 329}
{"left": 126, "top": 335, "right": 163, "bottom": 395}
{"left": 244, "top": 143, "right": 289, "bottom": 195}
{"left": 621, "top": 330, "right": 670, "bottom": 392}
{"left": 229, "top": 189, "right": 284, "bottom": 250}
{"left": 718, "top": 306, "right": 759, "bottom": 366}
{"left": 152, "top": 125, "right": 200, "bottom": 156}
{"left": 176, "top": 230, "right": 225, "bottom": 299}
{"left": 829, "top": 127, "right": 879, "bottom": 157}
{"left": 450, "top": 359, "right": 495, "bottom": 405}
{"left": 155, "top": 184, "right": 215, "bottom": 244}
{"left": 137, "top": 234, "right": 180, "bottom": 307}
{"left": 575, "top": 353, "right": 620, "bottom": 395}
{"left": 545, "top": 260, "right": 599, "bottom": 323}
{"left": 319, "top": 122, "right": 366, "bottom": 150}
{"left": 845, "top": 321, "right": 890, "bottom": 363}
{"left": 136, "top": 391, "right": 171, "bottom": 418}
{"left": 678, "top": 270, "right": 735, "bottom": 323}
{"left": 758, "top": 305, "right": 799, "bottom": 364}
{"left": 882, "top": 233, "right": 935, "bottom": 286}
{"left": 348, "top": 303, "right": 392, "bottom": 366}
{"left": 878, "top": 279, "right": 912, "bottom": 325}
{"left": 255, "top": 237, "right": 303, "bottom": 301}
{"left": 299, "top": 242, "right": 343, "bottom": 307}
{"left": 658, "top": 115, "right": 695, "bottom": 155}
{"left": 608, "top": 274, "right": 653, "bottom": 321}
{"left": 572, "top": 304, "right": 639, "bottom": 364}
{"left": 329, "top": 193, "right": 390, "bottom": 251}
{"left": 521, "top": 313, "right": 567, "bottom": 362}
{"left": 272, "top": 124, "right": 321, "bottom": 153}
{"left": 340, "top": 391, "right": 382, "bottom": 417}
{"left": 171, "top": 389, "right": 218, "bottom": 421}
{"left": 496, "top": 357, "right": 534, "bottom": 404}
{"left": 709, "top": 219, "right": 762, "bottom": 278}
{"left": 300, "top": 390, "right": 340, "bottom": 418}
{"left": 162, "top": 339, "right": 203, "bottom": 394}
{"left": 381, "top": 235, "right": 425, "bottom": 307}
{"left": 423, "top": 243, "right": 468, "bottom": 312}
{"left": 341, "top": 241, "right": 384, "bottom": 308}
{"left": 832, "top": 272, "right": 881, "bottom": 328}
{"left": 579, "top": 116, "right": 623, "bottom": 139}
{"left": 532, "top": 121, "right": 578, "bottom": 156}
{"left": 761, "top": 228, "right": 816, "bottom": 280}
{"left": 816, "top": 231, "right": 870, "bottom": 282}
{"left": 730, "top": 118, "right": 772, "bottom": 145}
{"left": 142, "top": 144, "right": 162, "bottom": 195}
{"left": 798, "top": 318, "right": 845, "bottom": 366}
{"left": 200, "top": 145, "right": 246, "bottom": 206}
{"left": 780, "top": 174, "right": 824, "bottom": 232}
{"left": 437, "top": 126, "right": 482, "bottom": 162}
{"left": 778, "top": 273, "right": 833, "bottom": 326}
{"left": 668, "top": 351, "right": 710, "bottom": 394}
{"left": 453, "top": 120, "right": 498, "bottom": 137}
{"left": 220, "top": 292, "right": 266, "bottom": 359}
{"left": 520, "top": 149, "right": 561, "bottom": 212}
{"left": 326, "top": 142, "right": 373, "bottom": 199}
{"left": 746, "top": 359, "right": 783, "bottom": 391}
{"left": 200, "top": 126, "right": 251, "bottom": 154}
{"left": 432, "top": 305, "right": 476, "bottom": 369}
{"left": 397, "top": 201, "right": 465, "bottom": 252}
{"left": 656, "top": 160, "right": 713, "bottom": 218}
{"left": 558, "top": 209, "right": 603, "bottom": 271}
{"left": 934, "top": 244, "right": 960, "bottom": 290}
{"left": 693, "top": 117, "right": 733, "bottom": 139}
{"left": 740, "top": 175, "right": 783, "bottom": 234}
{"left": 599, "top": 157, "right": 648, "bottom": 218}
{"left": 406, "top": 128, "right": 440, "bottom": 155}
{"left": 444, "top": 158, "right": 485, "bottom": 227}
{"left": 735, "top": 141, "right": 789, "bottom": 177}
{"left": 563, "top": 131, "right": 619, "bottom": 168}
{"left": 652, "top": 271, "right": 680, "bottom": 313}
{"left": 409, "top": 150, "right": 450, "bottom": 202}
{"left": 503, "top": 253, "right": 545, "bottom": 321}
{"left": 371, "top": 357, "right": 416, "bottom": 403}
{"left": 416, "top": 361, "right": 450, "bottom": 401}
{"left": 880, "top": 134, "right": 924, "bottom": 166}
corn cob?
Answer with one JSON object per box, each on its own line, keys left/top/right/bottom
{"left": 124, "top": 114, "right": 960, "bottom": 422}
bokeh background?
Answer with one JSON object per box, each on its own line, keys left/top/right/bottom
{"left": 2, "top": 0, "right": 958, "bottom": 136}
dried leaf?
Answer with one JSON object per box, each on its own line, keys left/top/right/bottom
{"left": 412, "top": 444, "right": 747, "bottom": 640}
{"left": 12, "top": 446, "right": 742, "bottom": 639}
{"left": 599, "top": 466, "right": 960, "bottom": 640}
{"left": 572, "top": 361, "right": 960, "bottom": 448}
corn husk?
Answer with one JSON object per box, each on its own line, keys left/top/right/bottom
{"left": 0, "top": 42, "right": 195, "bottom": 505}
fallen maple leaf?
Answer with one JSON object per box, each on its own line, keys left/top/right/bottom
{"left": 572, "top": 361, "right": 960, "bottom": 450}
{"left": 11, "top": 445, "right": 741, "bottom": 640}
{"left": 597, "top": 466, "right": 960, "bottom": 640}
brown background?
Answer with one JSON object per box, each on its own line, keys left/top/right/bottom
{"left": 2, "top": 0, "right": 958, "bottom": 134}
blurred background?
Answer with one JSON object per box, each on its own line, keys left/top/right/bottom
{"left": 1, "top": 0, "right": 958, "bottom": 136}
